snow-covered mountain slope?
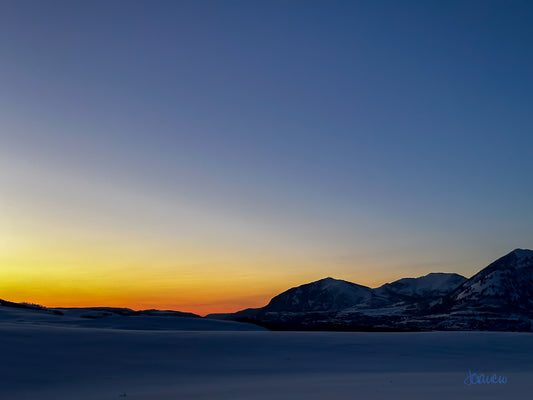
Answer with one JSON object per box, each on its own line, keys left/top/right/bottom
{"left": 226, "top": 249, "right": 533, "bottom": 331}
{"left": 375, "top": 273, "right": 467, "bottom": 299}
{"left": 442, "top": 248, "right": 533, "bottom": 315}
{"left": 263, "top": 277, "right": 373, "bottom": 312}
{"left": 233, "top": 273, "right": 467, "bottom": 318}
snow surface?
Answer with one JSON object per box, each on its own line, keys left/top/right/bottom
{"left": 0, "top": 306, "right": 266, "bottom": 331}
{"left": 1, "top": 318, "right": 531, "bottom": 399}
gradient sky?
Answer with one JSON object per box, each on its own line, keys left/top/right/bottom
{"left": 1, "top": 0, "right": 532, "bottom": 315}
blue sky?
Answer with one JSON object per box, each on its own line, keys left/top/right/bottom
{"left": 1, "top": 0, "right": 532, "bottom": 312}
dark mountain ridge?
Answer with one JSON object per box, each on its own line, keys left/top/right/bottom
{"left": 213, "top": 249, "right": 533, "bottom": 331}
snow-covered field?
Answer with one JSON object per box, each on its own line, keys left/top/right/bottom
{"left": 0, "top": 306, "right": 265, "bottom": 331}
{"left": 1, "top": 314, "right": 531, "bottom": 400}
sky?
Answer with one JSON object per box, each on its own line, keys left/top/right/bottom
{"left": 1, "top": 0, "right": 532, "bottom": 315}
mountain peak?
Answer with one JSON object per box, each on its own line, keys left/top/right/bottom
{"left": 510, "top": 248, "right": 533, "bottom": 258}
{"left": 442, "top": 248, "right": 533, "bottom": 316}
{"left": 316, "top": 277, "right": 352, "bottom": 287}
{"left": 375, "top": 272, "right": 466, "bottom": 299}
{"left": 497, "top": 248, "right": 533, "bottom": 269}
{"left": 264, "top": 277, "right": 372, "bottom": 312}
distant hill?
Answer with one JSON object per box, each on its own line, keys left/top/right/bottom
{"left": 0, "top": 303, "right": 265, "bottom": 331}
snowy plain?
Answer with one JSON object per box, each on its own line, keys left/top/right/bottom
{"left": 1, "top": 307, "right": 532, "bottom": 399}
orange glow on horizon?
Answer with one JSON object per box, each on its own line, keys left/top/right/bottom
{"left": 0, "top": 268, "right": 407, "bottom": 316}
{"left": 1, "top": 204, "right": 429, "bottom": 317}
{"left": 1, "top": 291, "right": 272, "bottom": 317}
